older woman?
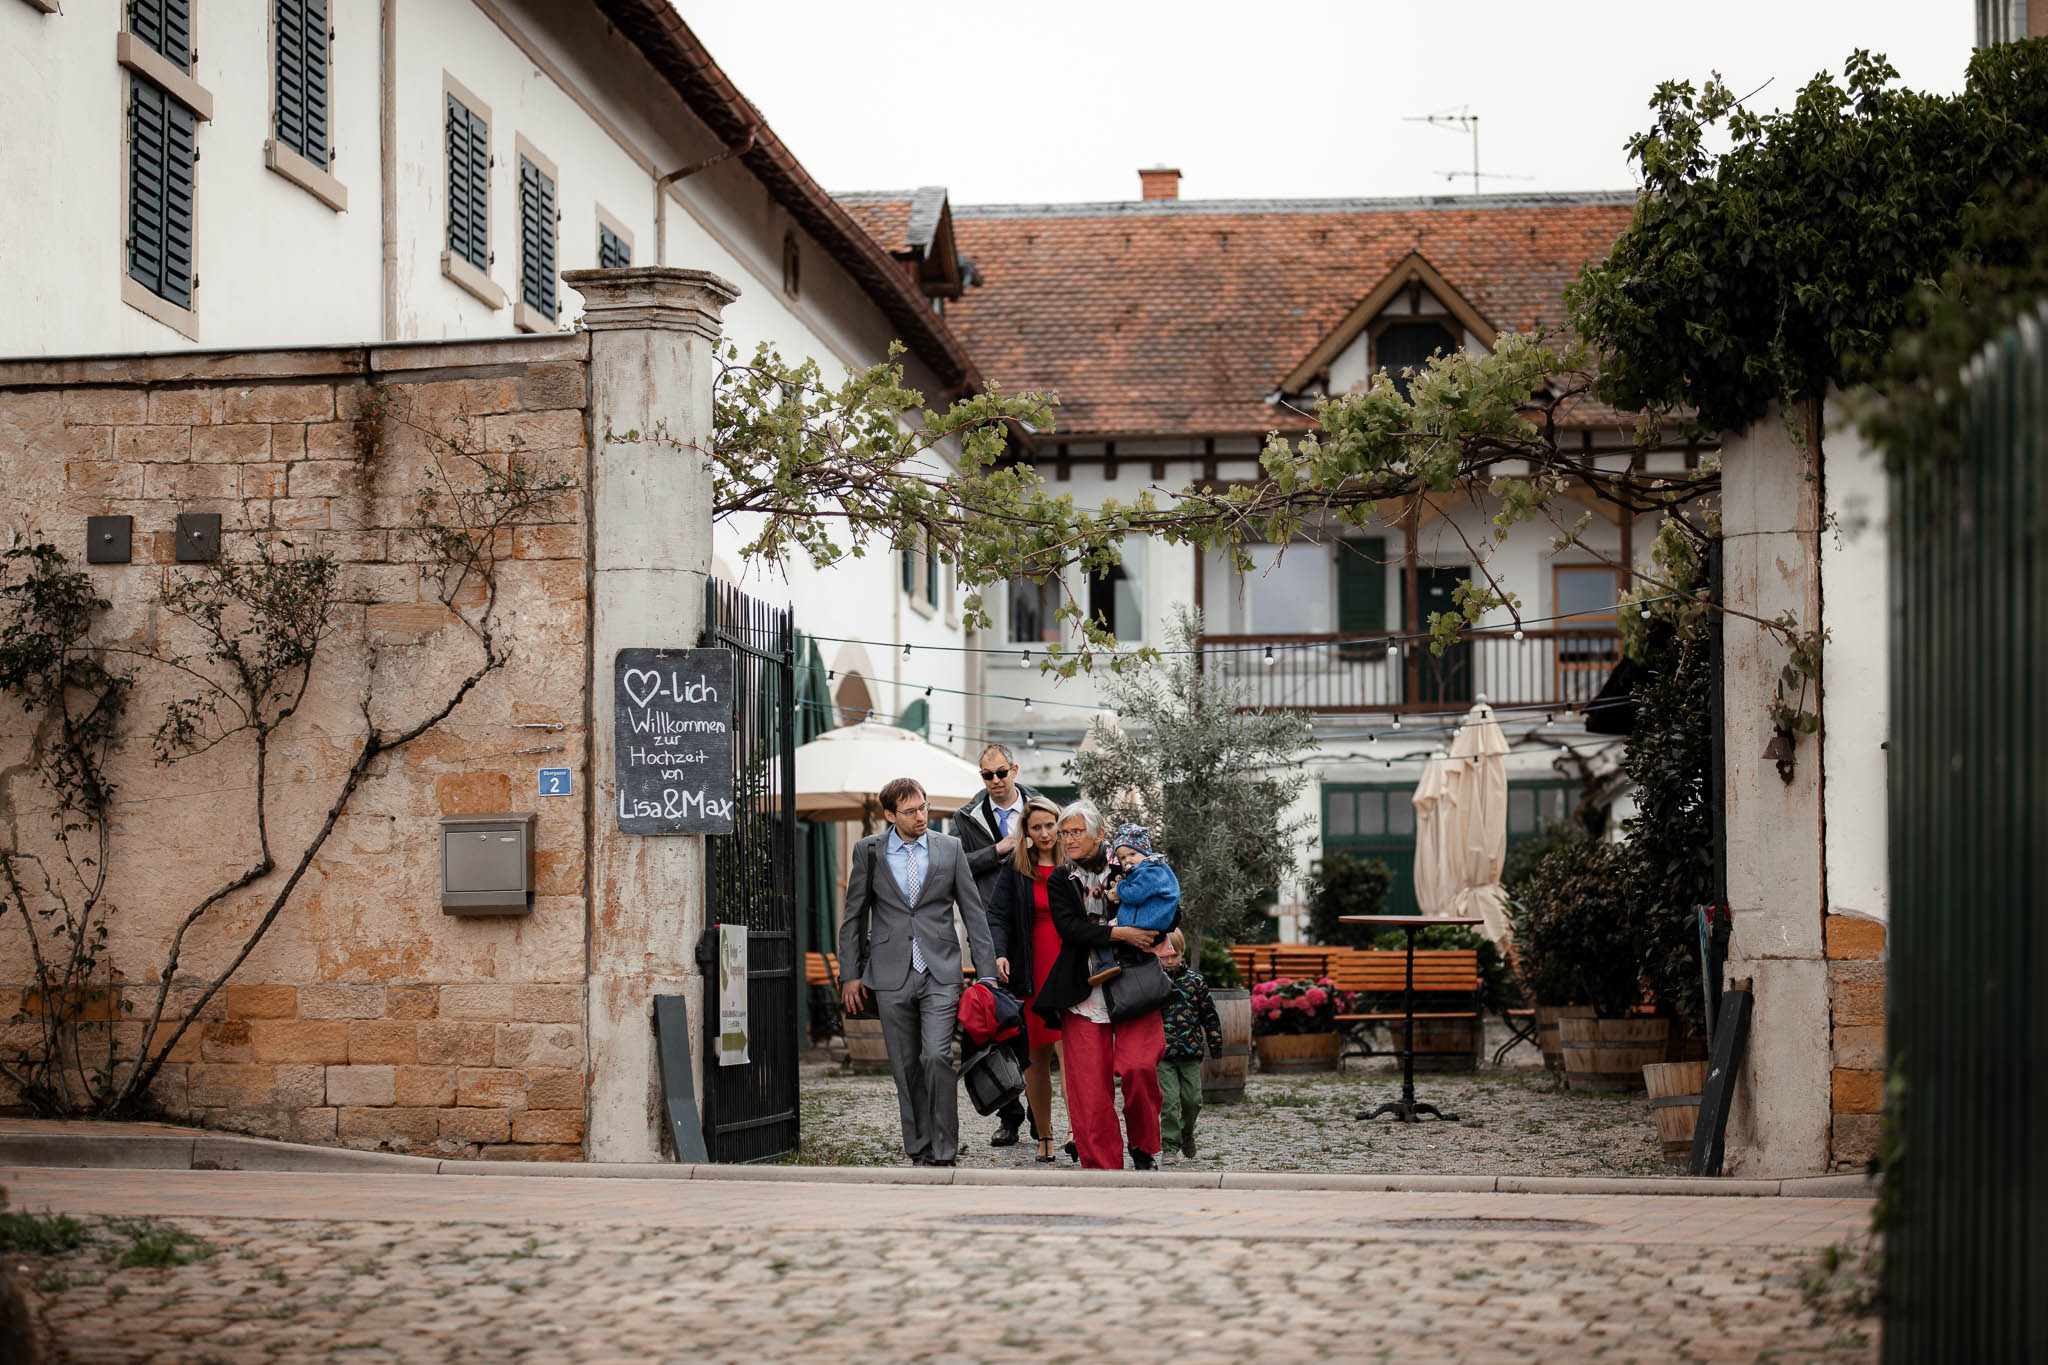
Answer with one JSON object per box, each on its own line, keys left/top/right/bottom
{"left": 1032, "top": 799, "right": 1167, "bottom": 1170}
{"left": 986, "top": 795, "right": 1068, "bottom": 1162}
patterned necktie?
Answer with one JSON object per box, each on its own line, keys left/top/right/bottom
{"left": 903, "top": 842, "right": 927, "bottom": 974}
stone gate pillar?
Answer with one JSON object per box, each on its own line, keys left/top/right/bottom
{"left": 565, "top": 266, "right": 739, "bottom": 1161}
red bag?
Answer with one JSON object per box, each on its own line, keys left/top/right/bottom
{"left": 957, "top": 980, "right": 1021, "bottom": 1048}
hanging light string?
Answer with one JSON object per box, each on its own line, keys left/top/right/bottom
{"left": 810, "top": 593, "right": 1680, "bottom": 662}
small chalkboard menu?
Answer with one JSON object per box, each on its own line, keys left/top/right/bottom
{"left": 613, "top": 648, "right": 736, "bottom": 835}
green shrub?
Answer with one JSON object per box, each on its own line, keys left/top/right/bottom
{"left": 1304, "top": 850, "right": 1395, "bottom": 949}
{"left": 1198, "top": 935, "right": 1243, "bottom": 989}
{"left": 1509, "top": 839, "right": 1641, "bottom": 1017}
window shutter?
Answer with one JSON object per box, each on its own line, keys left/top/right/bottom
{"left": 446, "top": 95, "right": 488, "bottom": 271}
{"left": 895, "top": 699, "right": 930, "bottom": 738}
{"left": 274, "top": 0, "right": 330, "bottom": 165}
{"left": 129, "top": 0, "right": 192, "bottom": 71}
{"left": 598, "top": 223, "right": 631, "bottom": 269}
{"left": 924, "top": 544, "right": 939, "bottom": 607}
{"left": 519, "top": 156, "right": 557, "bottom": 318}
{"left": 1336, "top": 537, "right": 1387, "bottom": 636}
{"left": 128, "top": 77, "right": 197, "bottom": 310}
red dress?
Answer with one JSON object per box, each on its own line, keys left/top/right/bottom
{"left": 1025, "top": 863, "right": 1063, "bottom": 1050}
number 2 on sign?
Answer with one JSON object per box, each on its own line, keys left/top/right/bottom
{"left": 539, "top": 768, "right": 573, "bottom": 797}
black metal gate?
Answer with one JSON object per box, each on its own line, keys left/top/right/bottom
{"left": 697, "top": 580, "right": 800, "bottom": 1163}
{"left": 1884, "top": 316, "right": 2047, "bottom": 1360}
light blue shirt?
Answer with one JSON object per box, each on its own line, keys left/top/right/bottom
{"left": 885, "top": 827, "right": 928, "bottom": 900}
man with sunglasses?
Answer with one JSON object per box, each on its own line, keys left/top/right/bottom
{"left": 952, "top": 743, "right": 1039, "bottom": 1147}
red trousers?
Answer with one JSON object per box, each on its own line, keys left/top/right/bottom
{"left": 1059, "top": 1009, "right": 1164, "bottom": 1169}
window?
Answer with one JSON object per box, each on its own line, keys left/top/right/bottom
{"left": 1008, "top": 577, "right": 1059, "bottom": 644}
{"left": 266, "top": 0, "right": 345, "bottom": 210}
{"left": 597, "top": 216, "right": 632, "bottom": 269}
{"left": 1554, "top": 565, "right": 1621, "bottom": 622}
{"left": 1375, "top": 321, "right": 1457, "bottom": 399}
{"left": 273, "top": 1, "right": 327, "bottom": 165}
{"left": 1202, "top": 543, "right": 1331, "bottom": 635}
{"left": 924, "top": 542, "right": 939, "bottom": 609}
{"left": 128, "top": 72, "right": 198, "bottom": 313}
{"left": 1086, "top": 538, "right": 1144, "bottom": 640}
{"left": 900, "top": 546, "right": 916, "bottom": 595}
{"left": 120, "top": 0, "right": 209, "bottom": 337}
{"left": 782, "top": 229, "right": 800, "bottom": 298}
{"left": 1324, "top": 780, "right": 1567, "bottom": 918}
{"left": 515, "top": 138, "right": 558, "bottom": 331}
{"left": 441, "top": 76, "right": 503, "bottom": 309}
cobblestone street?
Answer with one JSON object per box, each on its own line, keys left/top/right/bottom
{"left": 3, "top": 1167, "right": 1878, "bottom": 1363}
{"left": 796, "top": 1053, "right": 1669, "bottom": 1175}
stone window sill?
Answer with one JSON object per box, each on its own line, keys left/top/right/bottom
{"left": 442, "top": 251, "right": 506, "bottom": 310}
{"left": 123, "top": 275, "right": 198, "bottom": 341}
{"left": 514, "top": 300, "right": 559, "bottom": 334}
{"left": 116, "top": 31, "right": 213, "bottom": 121}
{"left": 266, "top": 140, "right": 347, "bottom": 212}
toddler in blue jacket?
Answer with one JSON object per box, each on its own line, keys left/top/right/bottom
{"left": 1088, "top": 822, "right": 1182, "bottom": 985}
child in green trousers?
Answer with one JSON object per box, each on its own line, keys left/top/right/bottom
{"left": 1156, "top": 929, "right": 1224, "bottom": 1158}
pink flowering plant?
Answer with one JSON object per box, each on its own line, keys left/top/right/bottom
{"left": 1248, "top": 976, "right": 1357, "bottom": 1036}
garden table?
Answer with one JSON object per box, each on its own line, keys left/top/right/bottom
{"left": 1340, "top": 915, "right": 1485, "bottom": 1123}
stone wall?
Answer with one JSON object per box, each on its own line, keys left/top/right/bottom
{"left": 0, "top": 336, "right": 593, "bottom": 1160}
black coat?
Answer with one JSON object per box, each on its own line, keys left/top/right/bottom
{"left": 1031, "top": 861, "right": 1121, "bottom": 1028}
{"left": 986, "top": 860, "right": 1055, "bottom": 999}
{"left": 952, "top": 786, "right": 1038, "bottom": 905}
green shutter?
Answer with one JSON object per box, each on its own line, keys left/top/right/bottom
{"left": 274, "top": 0, "right": 330, "bottom": 166}
{"left": 128, "top": 77, "right": 196, "bottom": 310}
{"left": 598, "top": 223, "right": 631, "bottom": 269}
{"left": 896, "top": 699, "right": 929, "bottom": 737}
{"left": 520, "top": 155, "right": 557, "bottom": 318}
{"left": 1337, "top": 536, "right": 1387, "bottom": 635}
{"left": 446, "top": 95, "right": 489, "bottom": 271}
{"left": 129, "top": 0, "right": 192, "bottom": 71}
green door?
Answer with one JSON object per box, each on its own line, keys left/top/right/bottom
{"left": 1414, "top": 566, "right": 1472, "bottom": 706}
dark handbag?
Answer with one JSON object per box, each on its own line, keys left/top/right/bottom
{"left": 960, "top": 1041, "right": 1026, "bottom": 1115}
{"left": 1102, "top": 953, "right": 1173, "bottom": 1022}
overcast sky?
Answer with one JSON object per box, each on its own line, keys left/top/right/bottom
{"left": 675, "top": 1, "right": 1975, "bottom": 206}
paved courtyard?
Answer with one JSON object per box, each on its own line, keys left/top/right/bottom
{"left": 797, "top": 1054, "right": 1670, "bottom": 1175}
{"left": 3, "top": 1167, "right": 1878, "bottom": 1362}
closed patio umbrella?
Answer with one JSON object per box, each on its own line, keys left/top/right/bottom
{"left": 1410, "top": 702, "right": 1512, "bottom": 940}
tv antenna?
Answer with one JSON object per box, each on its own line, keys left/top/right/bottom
{"left": 1402, "top": 107, "right": 1532, "bottom": 194}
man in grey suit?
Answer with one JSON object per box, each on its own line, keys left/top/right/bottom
{"left": 839, "top": 776, "right": 996, "bottom": 1166}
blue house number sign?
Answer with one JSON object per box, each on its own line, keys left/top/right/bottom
{"left": 538, "top": 768, "right": 573, "bottom": 797}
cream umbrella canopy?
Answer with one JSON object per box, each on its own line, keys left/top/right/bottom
{"left": 791, "top": 721, "right": 986, "bottom": 831}
{"left": 1409, "top": 702, "right": 1513, "bottom": 940}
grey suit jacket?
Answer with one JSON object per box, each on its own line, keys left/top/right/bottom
{"left": 838, "top": 830, "right": 995, "bottom": 994}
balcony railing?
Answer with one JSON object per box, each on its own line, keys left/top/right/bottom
{"left": 1193, "top": 627, "right": 1622, "bottom": 713}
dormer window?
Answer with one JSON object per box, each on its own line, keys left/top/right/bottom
{"left": 1373, "top": 320, "right": 1458, "bottom": 399}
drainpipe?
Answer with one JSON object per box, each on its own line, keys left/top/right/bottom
{"left": 379, "top": 0, "right": 398, "bottom": 339}
{"left": 652, "top": 128, "right": 758, "bottom": 266}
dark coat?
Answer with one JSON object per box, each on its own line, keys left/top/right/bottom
{"left": 951, "top": 785, "right": 1038, "bottom": 905}
{"left": 1031, "top": 861, "right": 1121, "bottom": 1028}
{"left": 986, "top": 859, "right": 1056, "bottom": 1000}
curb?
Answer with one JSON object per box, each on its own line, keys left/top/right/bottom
{"left": 0, "top": 1130, "right": 1881, "bottom": 1198}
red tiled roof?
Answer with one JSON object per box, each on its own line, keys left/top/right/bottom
{"left": 841, "top": 199, "right": 914, "bottom": 254}
{"left": 941, "top": 194, "right": 1638, "bottom": 438}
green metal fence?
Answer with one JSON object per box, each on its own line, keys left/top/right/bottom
{"left": 1885, "top": 311, "right": 2048, "bottom": 1361}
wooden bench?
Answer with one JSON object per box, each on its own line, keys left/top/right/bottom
{"left": 1233, "top": 943, "right": 1344, "bottom": 985}
{"left": 805, "top": 951, "right": 841, "bottom": 990}
{"left": 1331, "top": 949, "right": 1482, "bottom": 1061}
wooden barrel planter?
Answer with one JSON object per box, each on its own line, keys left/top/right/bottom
{"left": 1408, "top": 1017, "right": 1483, "bottom": 1072}
{"left": 843, "top": 1016, "right": 892, "bottom": 1074}
{"left": 1643, "top": 1059, "right": 1709, "bottom": 1160}
{"left": 1536, "top": 1004, "right": 1596, "bottom": 1071}
{"left": 1201, "top": 988, "right": 1252, "bottom": 1102}
{"left": 1558, "top": 1016, "right": 1670, "bottom": 1091}
{"left": 1254, "top": 1031, "right": 1341, "bottom": 1073}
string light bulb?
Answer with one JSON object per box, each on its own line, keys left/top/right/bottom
{"left": 1026, "top": 731, "right": 1037, "bottom": 749}
{"left": 903, "top": 642, "right": 912, "bottom": 658}
{"left": 1385, "top": 641, "right": 1399, "bottom": 658}
{"left": 1263, "top": 646, "right": 1275, "bottom": 667}
{"left": 1391, "top": 716, "right": 1403, "bottom": 730}
{"left": 1512, "top": 627, "right": 1525, "bottom": 642}
{"left": 1024, "top": 697, "right": 1034, "bottom": 715}
{"left": 1019, "top": 650, "right": 1032, "bottom": 669}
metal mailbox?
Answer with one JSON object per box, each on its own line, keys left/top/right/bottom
{"left": 439, "top": 811, "right": 537, "bottom": 915}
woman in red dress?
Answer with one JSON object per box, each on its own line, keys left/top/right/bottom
{"left": 987, "top": 796, "right": 1068, "bottom": 1162}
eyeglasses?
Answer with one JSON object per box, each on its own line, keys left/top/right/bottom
{"left": 1057, "top": 827, "right": 1089, "bottom": 838}
{"left": 893, "top": 804, "right": 929, "bottom": 818}
{"left": 979, "top": 766, "right": 1013, "bottom": 782}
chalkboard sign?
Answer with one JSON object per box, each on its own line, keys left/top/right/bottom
{"left": 613, "top": 648, "right": 736, "bottom": 835}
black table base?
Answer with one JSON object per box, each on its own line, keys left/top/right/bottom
{"left": 1354, "top": 919, "right": 1464, "bottom": 1125}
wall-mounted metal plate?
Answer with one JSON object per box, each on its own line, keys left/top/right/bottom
{"left": 175, "top": 512, "right": 221, "bottom": 562}
{"left": 440, "top": 811, "right": 537, "bottom": 916}
{"left": 85, "top": 516, "right": 132, "bottom": 564}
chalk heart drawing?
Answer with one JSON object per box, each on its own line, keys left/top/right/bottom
{"left": 623, "top": 669, "right": 663, "bottom": 710}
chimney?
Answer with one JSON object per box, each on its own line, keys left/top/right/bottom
{"left": 1138, "top": 166, "right": 1182, "bottom": 200}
